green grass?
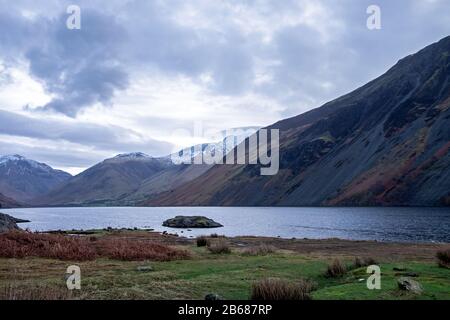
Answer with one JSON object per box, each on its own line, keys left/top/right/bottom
{"left": 314, "top": 262, "right": 450, "bottom": 300}
{"left": 0, "top": 246, "right": 449, "bottom": 300}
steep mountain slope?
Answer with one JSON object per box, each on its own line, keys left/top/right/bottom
{"left": 0, "top": 193, "right": 21, "bottom": 208}
{"left": 147, "top": 36, "right": 450, "bottom": 207}
{"left": 0, "top": 155, "right": 71, "bottom": 202}
{"left": 35, "top": 153, "right": 173, "bottom": 206}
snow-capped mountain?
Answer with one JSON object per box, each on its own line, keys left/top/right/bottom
{"left": 0, "top": 154, "right": 72, "bottom": 202}
{"left": 0, "top": 154, "right": 65, "bottom": 174}
{"left": 170, "top": 127, "right": 259, "bottom": 164}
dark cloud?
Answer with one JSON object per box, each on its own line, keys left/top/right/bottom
{"left": 25, "top": 10, "right": 129, "bottom": 117}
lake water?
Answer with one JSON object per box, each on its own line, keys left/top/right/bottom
{"left": 3, "top": 207, "right": 450, "bottom": 243}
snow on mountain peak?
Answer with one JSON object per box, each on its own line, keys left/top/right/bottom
{"left": 0, "top": 154, "right": 52, "bottom": 172}
{"left": 115, "top": 152, "right": 150, "bottom": 159}
{"left": 106, "top": 152, "right": 153, "bottom": 163}
{"left": 0, "top": 154, "right": 26, "bottom": 163}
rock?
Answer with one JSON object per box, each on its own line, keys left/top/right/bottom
{"left": 163, "top": 216, "right": 223, "bottom": 229}
{"left": 205, "top": 293, "right": 222, "bottom": 300}
{"left": 393, "top": 267, "right": 407, "bottom": 272}
{"left": 137, "top": 266, "right": 154, "bottom": 272}
{"left": 397, "top": 277, "right": 423, "bottom": 294}
{"left": 0, "top": 213, "right": 22, "bottom": 233}
{"left": 395, "top": 272, "right": 419, "bottom": 278}
{"left": 405, "top": 273, "right": 419, "bottom": 278}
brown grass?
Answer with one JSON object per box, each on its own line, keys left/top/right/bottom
{"left": 0, "top": 230, "right": 96, "bottom": 261}
{"left": 325, "top": 259, "right": 347, "bottom": 278}
{"left": 242, "top": 244, "right": 277, "bottom": 256}
{"left": 207, "top": 239, "right": 231, "bottom": 254}
{"left": 0, "top": 231, "right": 189, "bottom": 262}
{"left": 97, "top": 238, "right": 189, "bottom": 261}
{"left": 0, "top": 284, "right": 73, "bottom": 300}
{"left": 251, "top": 278, "right": 315, "bottom": 300}
{"left": 352, "top": 257, "right": 377, "bottom": 269}
{"left": 196, "top": 236, "right": 209, "bottom": 247}
{"left": 436, "top": 249, "right": 450, "bottom": 268}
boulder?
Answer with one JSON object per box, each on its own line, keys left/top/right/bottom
{"left": 205, "top": 293, "right": 222, "bottom": 300}
{"left": 163, "top": 216, "right": 223, "bottom": 229}
{"left": 397, "top": 277, "right": 423, "bottom": 294}
{"left": 137, "top": 266, "right": 154, "bottom": 272}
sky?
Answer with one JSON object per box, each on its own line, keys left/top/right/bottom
{"left": 0, "top": 0, "right": 449, "bottom": 175}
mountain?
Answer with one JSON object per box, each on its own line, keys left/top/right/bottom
{"left": 120, "top": 163, "right": 213, "bottom": 205}
{"left": 33, "top": 128, "right": 261, "bottom": 206}
{"left": 0, "top": 193, "right": 21, "bottom": 208}
{"left": 0, "top": 155, "right": 71, "bottom": 203}
{"left": 169, "top": 127, "right": 259, "bottom": 164}
{"left": 146, "top": 36, "right": 450, "bottom": 207}
{"left": 34, "top": 153, "right": 173, "bottom": 206}
{"left": 120, "top": 128, "right": 258, "bottom": 204}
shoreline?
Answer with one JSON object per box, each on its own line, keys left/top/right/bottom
{"left": 38, "top": 227, "right": 450, "bottom": 245}
{"left": 3, "top": 206, "right": 450, "bottom": 244}
{"left": 38, "top": 228, "right": 450, "bottom": 262}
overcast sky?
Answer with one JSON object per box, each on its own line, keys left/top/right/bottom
{"left": 0, "top": 0, "right": 449, "bottom": 174}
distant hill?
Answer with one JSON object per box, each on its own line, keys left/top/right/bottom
{"left": 0, "top": 155, "right": 71, "bottom": 203}
{"left": 34, "top": 153, "right": 174, "bottom": 206}
{"left": 146, "top": 36, "right": 450, "bottom": 207}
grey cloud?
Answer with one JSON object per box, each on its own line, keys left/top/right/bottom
{"left": 0, "top": 109, "right": 173, "bottom": 156}
{"left": 2, "top": 0, "right": 450, "bottom": 118}
{"left": 25, "top": 10, "right": 129, "bottom": 117}
{"left": 0, "top": 139, "right": 101, "bottom": 169}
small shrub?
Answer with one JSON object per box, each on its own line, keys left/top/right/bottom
{"left": 207, "top": 239, "right": 231, "bottom": 254}
{"left": 196, "top": 236, "right": 209, "bottom": 247}
{"left": 242, "top": 244, "right": 277, "bottom": 256}
{"left": 251, "top": 278, "right": 315, "bottom": 300}
{"left": 436, "top": 249, "right": 450, "bottom": 268}
{"left": 325, "top": 259, "right": 347, "bottom": 278}
{"left": 352, "top": 257, "right": 377, "bottom": 269}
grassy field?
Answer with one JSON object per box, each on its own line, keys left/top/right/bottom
{"left": 0, "top": 230, "right": 449, "bottom": 300}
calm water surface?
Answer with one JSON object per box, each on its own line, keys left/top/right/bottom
{"left": 3, "top": 207, "right": 450, "bottom": 243}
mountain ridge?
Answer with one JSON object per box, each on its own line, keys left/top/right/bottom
{"left": 144, "top": 36, "right": 450, "bottom": 207}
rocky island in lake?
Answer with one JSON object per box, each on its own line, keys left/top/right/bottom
{"left": 163, "top": 216, "right": 223, "bottom": 228}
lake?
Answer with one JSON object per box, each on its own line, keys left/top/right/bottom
{"left": 3, "top": 207, "right": 450, "bottom": 243}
